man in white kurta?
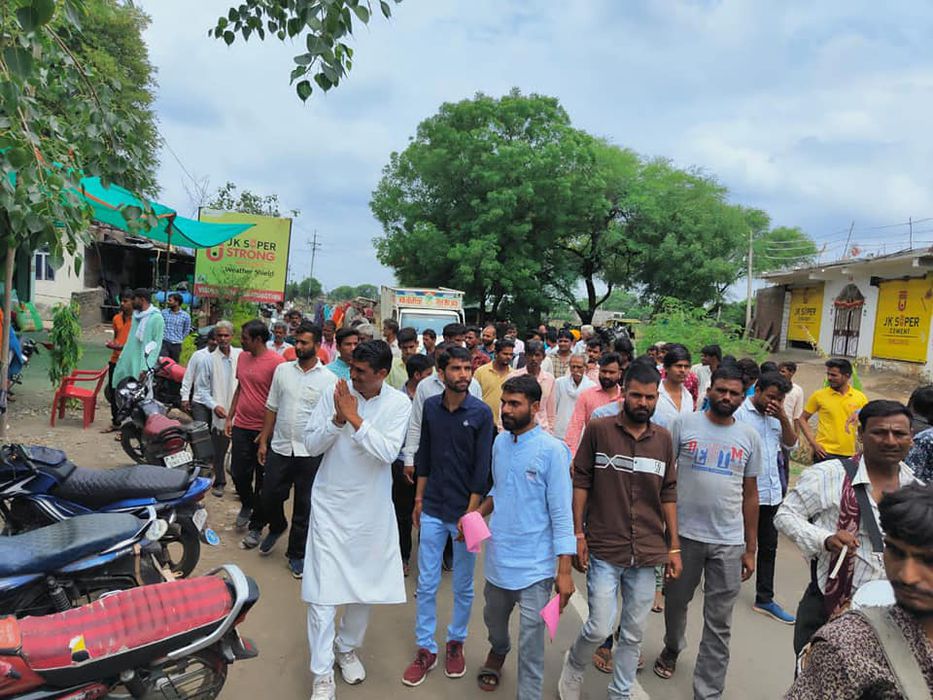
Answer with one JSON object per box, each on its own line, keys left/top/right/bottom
{"left": 302, "top": 340, "right": 412, "bottom": 700}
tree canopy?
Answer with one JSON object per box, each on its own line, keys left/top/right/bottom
{"left": 286, "top": 276, "right": 322, "bottom": 301}
{"left": 206, "top": 181, "right": 292, "bottom": 217}
{"left": 329, "top": 283, "right": 377, "bottom": 301}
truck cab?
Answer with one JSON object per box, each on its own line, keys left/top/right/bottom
{"left": 380, "top": 287, "right": 465, "bottom": 341}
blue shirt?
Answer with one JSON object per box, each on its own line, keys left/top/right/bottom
{"left": 415, "top": 393, "right": 494, "bottom": 522}
{"left": 734, "top": 397, "right": 794, "bottom": 506}
{"left": 161, "top": 308, "right": 191, "bottom": 344}
{"left": 327, "top": 357, "right": 351, "bottom": 381}
{"left": 485, "top": 426, "right": 576, "bottom": 591}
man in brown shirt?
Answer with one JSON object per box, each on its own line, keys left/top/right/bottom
{"left": 558, "top": 360, "right": 682, "bottom": 700}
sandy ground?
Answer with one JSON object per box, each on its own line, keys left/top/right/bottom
{"left": 1, "top": 339, "right": 917, "bottom": 699}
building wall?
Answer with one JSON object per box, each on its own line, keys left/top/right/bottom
{"left": 33, "top": 247, "right": 93, "bottom": 318}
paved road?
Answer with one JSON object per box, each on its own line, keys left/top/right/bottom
{"left": 200, "top": 494, "right": 809, "bottom": 699}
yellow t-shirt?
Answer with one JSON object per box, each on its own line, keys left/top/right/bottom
{"left": 474, "top": 362, "right": 510, "bottom": 424}
{"left": 803, "top": 385, "right": 869, "bottom": 457}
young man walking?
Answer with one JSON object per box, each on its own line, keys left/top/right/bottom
{"left": 224, "top": 320, "right": 285, "bottom": 551}
{"left": 403, "top": 347, "right": 495, "bottom": 687}
{"left": 476, "top": 375, "right": 576, "bottom": 698}
{"left": 474, "top": 338, "right": 516, "bottom": 426}
{"left": 508, "top": 340, "right": 556, "bottom": 433}
{"left": 111, "top": 288, "right": 165, "bottom": 390}
{"left": 734, "top": 372, "right": 798, "bottom": 625}
{"left": 160, "top": 292, "right": 190, "bottom": 361}
{"left": 327, "top": 328, "right": 359, "bottom": 381}
{"left": 546, "top": 329, "right": 575, "bottom": 379}
{"left": 656, "top": 345, "right": 696, "bottom": 428}
{"left": 564, "top": 353, "right": 623, "bottom": 455}
{"left": 559, "top": 362, "right": 681, "bottom": 700}
{"left": 386, "top": 326, "right": 420, "bottom": 390}
{"left": 194, "top": 320, "right": 239, "bottom": 497}
{"left": 256, "top": 322, "right": 336, "bottom": 577}
{"left": 466, "top": 325, "right": 492, "bottom": 371}
{"left": 797, "top": 358, "right": 868, "bottom": 463}
{"left": 320, "top": 319, "right": 337, "bottom": 363}
{"left": 302, "top": 341, "right": 412, "bottom": 700}
{"left": 654, "top": 366, "right": 763, "bottom": 700}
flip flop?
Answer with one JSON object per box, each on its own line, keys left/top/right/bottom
{"left": 653, "top": 648, "right": 677, "bottom": 680}
{"left": 477, "top": 651, "right": 505, "bottom": 692}
{"left": 651, "top": 604, "right": 664, "bottom": 613}
{"left": 592, "top": 647, "right": 613, "bottom": 674}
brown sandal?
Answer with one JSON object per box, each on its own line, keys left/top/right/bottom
{"left": 653, "top": 648, "right": 678, "bottom": 680}
{"left": 477, "top": 650, "right": 506, "bottom": 692}
{"left": 593, "top": 646, "right": 613, "bottom": 674}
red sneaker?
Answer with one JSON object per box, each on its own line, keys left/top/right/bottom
{"left": 402, "top": 648, "right": 437, "bottom": 687}
{"left": 445, "top": 641, "right": 466, "bottom": 678}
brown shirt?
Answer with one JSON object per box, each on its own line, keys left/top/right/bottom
{"left": 572, "top": 414, "right": 677, "bottom": 568}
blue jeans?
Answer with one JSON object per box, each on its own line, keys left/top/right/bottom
{"left": 568, "top": 555, "right": 656, "bottom": 700}
{"left": 483, "top": 578, "right": 553, "bottom": 700}
{"left": 415, "top": 512, "right": 476, "bottom": 653}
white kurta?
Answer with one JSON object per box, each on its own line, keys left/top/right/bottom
{"left": 301, "top": 382, "right": 412, "bottom": 606}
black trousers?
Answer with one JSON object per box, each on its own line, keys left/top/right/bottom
{"left": 231, "top": 426, "right": 264, "bottom": 530}
{"left": 107, "top": 362, "right": 119, "bottom": 426}
{"left": 756, "top": 504, "right": 780, "bottom": 604}
{"left": 262, "top": 451, "right": 321, "bottom": 560}
{"left": 391, "top": 460, "right": 415, "bottom": 562}
{"left": 793, "top": 573, "right": 829, "bottom": 655}
{"left": 161, "top": 341, "right": 182, "bottom": 361}
{"left": 210, "top": 428, "right": 228, "bottom": 487}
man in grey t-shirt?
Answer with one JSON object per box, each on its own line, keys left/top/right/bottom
{"left": 653, "top": 365, "right": 762, "bottom": 700}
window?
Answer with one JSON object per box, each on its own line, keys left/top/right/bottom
{"left": 34, "top": 248, "right": 55, "bottom": 281}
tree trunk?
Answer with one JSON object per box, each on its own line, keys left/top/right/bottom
{"left": 578, "top": 275, "right": 598, "bottom": 325}
{"left": 0, "top": 245, "right": 15, "bottom": 438}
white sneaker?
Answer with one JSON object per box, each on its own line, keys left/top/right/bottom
{"left": 310, "top": 673, "right": 336, "bottom": 700}
{"left": 557, "top": 650, "right": 584, "bottom": 700}
{"left": 335, "top": 649, "right": 366, "bottom": 685}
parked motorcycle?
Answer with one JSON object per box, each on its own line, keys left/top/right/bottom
{"left": 0, "top": 511, "right": 167, "bottom": 618}
{"left": 116, "top": 342, "right": 213, "bottom": 473}
{"left": 153, "top": 355, "right": 186, "bottom": 409}
{"left": 0, "top": 444, "right": 216, "bottom": 578}
{"left": 0, "top": 564, "right": 259, "bottom": 699}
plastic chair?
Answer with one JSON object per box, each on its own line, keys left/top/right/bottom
{"left": 50, "top": 367, "right": 110, "bottom": 429}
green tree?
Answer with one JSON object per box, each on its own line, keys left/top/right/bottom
{"left": 207, "top": 181, "right": 295, "bottom": 217}
{"left": 328, "top": 283, "right": 377, "bottom": 301}
{"left": 372, "top": 90, "right": 583, "bottom": 320}
{"left": 754, "top": 225, "right": 819, "bottom": 273}
{"left": 285, "top": 276, "right": 322, "bottom": 301}
{"left": 213, "top": 0, "right": 402, "bottom": 101}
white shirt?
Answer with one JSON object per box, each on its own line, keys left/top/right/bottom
{"left": 692, "top": 363, "right": 712, "bottom": 400}
{"left": 734, "top": 397, "right": 796, "bottom": 506}
{"left": 266, "top": 339, "right": 293, "bottom": 356}
{"left": 301, "top": 382, "right": 412, "bottom": 605}
{"left": 774, "top": 458, "right": 919, "bottom": 594}
{"left": 784, "top": 382, "right": 805, "bottom": 421}
{"left": 402, "top": 374, "right": 482, "bottom": 466}
{"left": 266, "top": 360, "right": 336, "bottom": 457}
{"left": 553, "top": 374, "right": 595, "bottom": 440}
{"left": 654, "top": 381, "right": 695, "bottom": 429}
{"left": 181, "top": 346, "right": 212, "bottom": 402}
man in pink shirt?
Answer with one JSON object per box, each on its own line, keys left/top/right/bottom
{"left": 564, "top": 352, "right": 623, "bottom": 456}
{"left": 225, "top": 319, "right": 286, "bottom": 551}
{"left": 508, "top": 340, "right": 556, "bottom": 432}
{"left": 320, "top": 319, "right": 337, "bottom": 363}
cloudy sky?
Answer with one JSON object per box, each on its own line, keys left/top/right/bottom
{"left": 139, "top": 0, "right": 933, "bottom": 293}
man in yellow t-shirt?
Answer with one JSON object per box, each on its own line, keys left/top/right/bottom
{"left": 797, "top": 358, "right": 868, "bottom": 462}
{"left": 473, "top": 338, "right": 515, "bottom": 425}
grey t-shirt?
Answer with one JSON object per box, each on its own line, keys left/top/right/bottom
{"left": 670, "top": 411, "right": 762, "bottom": 546}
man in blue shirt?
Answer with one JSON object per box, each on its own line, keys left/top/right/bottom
{"left": 403, "top": 346, "right": 495, "bottom": 688}
{"left": 160, "top": 292, "right": 191, "bottom": 361}
{"left": 735, "top": 371, "right": 798, "bottom": 625}
{"left": 474, "top": 374, "right": 576, "bottom": 698}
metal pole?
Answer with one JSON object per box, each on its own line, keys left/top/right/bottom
{"left": 909, "top": 216, "right": 913, "bottom": 248}
{"left": 745, "top": 228, "right": 754, "bottom": 334}
{"left": 164, "top": 219, "right": 173, "bottom": 301}
{"left": 307, "top": 230, "right": 320, "bottom": 307}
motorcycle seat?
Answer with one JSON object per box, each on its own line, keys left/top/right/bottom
{"left": 52, "top": 465, "right": 190, "bottom": 509}
{"left": 16, "top": 575, "right": 233, "bottom": 686}
{"left": 142, "top": 413, "right": 182, "bottom": 439}
{"left": 0, "top": 513, "right": 143, "bottom": 577}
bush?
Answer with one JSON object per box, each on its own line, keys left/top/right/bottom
{"left": 48, "top": 302, "right": 83, "bottom": 386}
{"left": 639, "top": 298, "right": 770, "bottom": 361}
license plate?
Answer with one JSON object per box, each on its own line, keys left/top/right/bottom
{"left": 192, "top": 508, "right": 208, "bottom": 531}
{"left": 164, "top": 449, "right": 193, "bottom": 469}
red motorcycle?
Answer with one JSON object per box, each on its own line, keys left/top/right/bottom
{"left": 0, "top": 564, "right": 258, "bottom": 699}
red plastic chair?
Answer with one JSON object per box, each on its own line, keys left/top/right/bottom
{"left": 50, "top": 367, "right": 110, "bottom": 429}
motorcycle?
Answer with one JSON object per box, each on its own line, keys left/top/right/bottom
{"left": 153, "top": 355, "right": 186, "bottom": 409}
{"left": 116, "top": 342, "right": 213, "bottom": 473}
{"left": 0, "top": 511, "right": 168, "bottom": 618}
{"left": 0, "top": 564, "right": 259, "bottom": 699}
{"left": 0, "top": 444, "right": 216, "bottom": 578}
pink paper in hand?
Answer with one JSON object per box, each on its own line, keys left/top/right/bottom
{"left": 461, "top": 511, "right": 491, "bottom": 553}
{"left": 539, "top": 595, "right": 561, "bottom": 641}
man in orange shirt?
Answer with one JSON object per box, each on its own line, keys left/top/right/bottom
{"left": 104, "top": 291, "right": 133, "bottom": 431}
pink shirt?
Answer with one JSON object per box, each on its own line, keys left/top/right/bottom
{"left": 320, "top": 339, "right": 337, "bottom": 363}
{"left": 564, "top": 384, "right": 621, "bottom": 456}
{"left": 233, "top": 350, "right": 285, "bottom": 431}
{"left": 508, "top": 367, "right": 557, "bottom": 433}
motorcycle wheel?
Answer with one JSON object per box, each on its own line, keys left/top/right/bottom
{"left": 120, "top": 424, "right": 147, "bottom": 464}
{"left": 161, "top": 517, "right": 201, "bottom": 578}
{"left": 105, "top": 649, "right": 227, "bottom": 699}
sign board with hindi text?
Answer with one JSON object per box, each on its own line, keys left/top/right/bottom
{"left": 194, "top": 210, "right": 291, "bottom": 303}
{"left": 871, "top": 275, "right": 933, "bottom": 364}
{"left": 786, "top": 285, "right": 824, "bottom": 344}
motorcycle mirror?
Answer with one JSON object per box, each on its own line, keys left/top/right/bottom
{"left": 851, "top": 579, "right": 895, "bottom": 609}
{"left": 144, "top": 340, "right": 157, "bottom": 357}
{"left": 146, "top": 519, "right": 170, "bottom": 542}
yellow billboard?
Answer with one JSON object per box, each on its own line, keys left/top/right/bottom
{"left": 194, "top": 210, "right": 291, "bottom": 303}
{"left": 872, "top": 275, "right": 933, "bottom": 363}
{"left": 787, "top": 285, "right": 824, "bottom": 343}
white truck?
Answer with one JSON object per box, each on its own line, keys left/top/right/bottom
{"left": 379, "top": 286, "right": 465, "bottom": 337}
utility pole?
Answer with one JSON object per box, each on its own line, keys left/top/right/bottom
{"left": 745, "top": 228, "right": 754, "bottom": 335}
{"left": 307, "top": 230, "right": 321, "bottom": 307}
{"left": 909, "top": 216, "right": 913, "bottom": 248}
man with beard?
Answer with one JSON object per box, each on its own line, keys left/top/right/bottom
{"left": 474, "top": 338, "right": 516, "bottom": 426}
{"left": 558, "top": 362, "right": 681, "bottom": 700}
{"left": 256, "top": 322, "right": 336, "bottom": 576}
{"left": 508, "top": 341, "right": 556, "bottom": 433}
{"left": 475, "top": 374, "right": 576, "bottom": 697}
{"left": 776, "top": 400, "right": 921, "bottom": 656}
{"left": 465, "top": 325, "right": 491, "bottom": 372}
{"left": 653, "top": 365, "right": 763, "bottom": 699}
{"left": 546, "top": 329, "right": 576, "bottom": 379}
{"left": 111, "top": 288, "right": 165, "bottom": 390}
{"left": 479, "top": 324, "right": 497, "bottom": 360}
{"left": 786, "top": 482, "right": 933, "bottom": 698}
{"left": 564, "top": 353, "right": 623, "bottom": 456}
{"left": 402, "top": 347, "right": 494, "bottom": 687}
{"left": 302, "top": 341, "right": 412, "bottom": 700}
{"left": 160, "top": 292, "right": 191, "bottom": 361}
{"left": 797, "top": 358, "right": 868, "bottom": 463}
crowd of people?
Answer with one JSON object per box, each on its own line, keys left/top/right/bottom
{"left": 106, "top": 296, "right": 932, "bottom": 700}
